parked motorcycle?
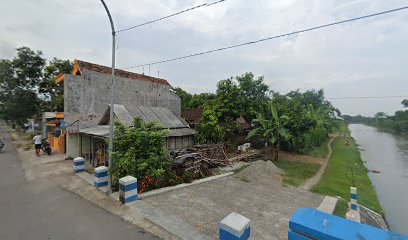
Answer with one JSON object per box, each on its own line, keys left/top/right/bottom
{"left": 41, "top": 138, "right": 52, "bottom": 155}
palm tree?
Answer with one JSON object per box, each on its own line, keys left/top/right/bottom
{"left": 247, "top": 102, "right": 290, "bottom": 161}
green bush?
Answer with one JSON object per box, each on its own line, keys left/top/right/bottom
{"left": 110, "top": 118, "right": 172, "bottom": 187}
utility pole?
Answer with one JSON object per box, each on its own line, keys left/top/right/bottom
{"left": 100, "top": 0, "right": 116, "bottom": 194}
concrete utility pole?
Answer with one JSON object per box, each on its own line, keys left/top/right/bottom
{"left": 100, "top": 0, "right": 116, "bottom": 194}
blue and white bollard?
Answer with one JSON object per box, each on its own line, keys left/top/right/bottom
{"left": 119, "top": 176, "right": 138, "bottom": 204}
{"left": 72, "top": 157, "right": 85, "bottom": 173}
{"left": 350, "top": 187, "right": 358, "bottom": 211}
{"left": 220, "top": 212, "right": 250, "bottom": 240}
{"left": 94, "top": 166, "right": 109, "bottom": 188}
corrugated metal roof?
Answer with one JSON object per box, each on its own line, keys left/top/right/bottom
{"left": 79, "top": 125, "right": 110, "bottom": 137}
{"left": 126, "top": 106, "right": 186, "bottom": 129}
{"left": 80, "top": 125, "right": 196, "bottom": 138}
{"left": 113, "top": 104, "right": 134, "bottom": 126}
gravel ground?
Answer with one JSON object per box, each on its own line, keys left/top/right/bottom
{"left": 145, "top": 160, "right": 324, "bottom": 240}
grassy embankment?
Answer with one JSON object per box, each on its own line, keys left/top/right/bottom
{"left": 274, "top": 160, "right": 320, "bottom": 186}
{"left": 312, "top": 125, "right": 383, "bottom": 217}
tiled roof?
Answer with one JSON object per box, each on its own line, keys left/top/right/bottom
{"left": 181, "top": 108, "right": 203, "bottom": 123}
{"left": 76, "top": 60, "right": 171, "bottom": 86}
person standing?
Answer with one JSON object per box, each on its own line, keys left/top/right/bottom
{"left": 33, "top": 134, "right": 42, "bottom": 157}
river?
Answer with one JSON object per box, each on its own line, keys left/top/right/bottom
{"left": 349, "top": 124, "right": 408, "bottom": 235}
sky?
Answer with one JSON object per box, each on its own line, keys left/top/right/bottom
{"left": 1, "top": 0, "right": 408, "bottom": 117}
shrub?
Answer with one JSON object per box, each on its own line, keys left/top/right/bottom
{"left": 110, "top": 117, "right": 172, "bottom": 187}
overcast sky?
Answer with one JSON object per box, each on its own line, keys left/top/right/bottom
{"left": 1, "top": 0, "right": 407, "bottom": 116}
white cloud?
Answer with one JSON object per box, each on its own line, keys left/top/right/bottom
{"left": 1, "top": 0, "right": 408, "bottom": 116}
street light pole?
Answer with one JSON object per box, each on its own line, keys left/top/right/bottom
{"left": 100, "top": 0, "right": 116, "bottom": 194}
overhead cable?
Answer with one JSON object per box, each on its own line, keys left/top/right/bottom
{"left": 117, "top": 0, "right": 226, "bottom": 33}
{"left": 124, "top": 5, "right": 408, "bottom": 69}
{"left": 326, "top": 95, "right": 408, "bottom": 100}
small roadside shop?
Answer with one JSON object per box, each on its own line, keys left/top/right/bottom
{"left": 42, "top": 112, "right": 66, "bottom": 153}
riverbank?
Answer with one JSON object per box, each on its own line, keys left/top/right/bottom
{"left": 312, "top": 125, "right": 383, "bottom": 217}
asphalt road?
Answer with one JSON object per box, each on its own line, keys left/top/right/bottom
{"left": 0, "top": 127, "right": 160, "bottom": 240}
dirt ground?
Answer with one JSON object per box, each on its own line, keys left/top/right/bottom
{"left": 144, "top": 160, "right": 323, "bottom": 240}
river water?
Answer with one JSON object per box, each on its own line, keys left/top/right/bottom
{"left": 349, "top": 124, "right": 408, "bottom": 235}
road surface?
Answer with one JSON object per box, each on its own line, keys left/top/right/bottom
{"left": 0, "top": 127, "right": 160, "bottom": 240}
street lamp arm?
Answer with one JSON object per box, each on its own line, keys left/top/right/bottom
{"left": 100, "top": 0, "right": 116, "bottom": 34}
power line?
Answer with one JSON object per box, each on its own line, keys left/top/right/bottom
{"left": 124, "top": 5, "right": 408, "bottom": 69}
{"left": 117, "top": 0, "right": 226, "bottom": 33}
{"left": 326, "top": 95, "right": 408, "bottom": 100}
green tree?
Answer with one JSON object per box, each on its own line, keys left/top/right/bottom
{"left": 213, "top": 73, "right": 269, "bottom": 122}
{"left": 196, "top": 109, "right": 223, "bottom": 143}
{"left": 110, "top": 118, "right": 171, "bottom": 185}
{"left": 247, "top": 102, "right": 290, "bottom": 161}
{"left": 40, "top": 58, "right": 73, "bottom": 111}
{"left": 0, "top": 88, "right": 40, "bottom": 125}
{"left": 0, "top": 47, "right": 46, "bottom": 124}
{"left": 11, "top": 47, "right": 46, "bottom": 89}
{"left": 236, "top": 72, "right": 269, "bottom": 118}
{"left": 173, "top": 87, "right": 193, "bottom": 109}
{"left": 401, "top": 99, "right": 408, "bottom": 108}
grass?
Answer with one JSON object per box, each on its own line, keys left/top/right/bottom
{"left": 307, "top": 138, "right": 329, "bottom": 158}
{"left": 312, "top": 125, "right": 383, "bottom": 215}
{"left": 333, "top": 198, "right": 349, "bottom": 217}
{"left": 274, "top": 159, "right": 321, "bottom": 186}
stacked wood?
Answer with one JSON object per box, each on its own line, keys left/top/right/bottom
{"left": 228, "top": 149, "right": 262, "bottom": 162}
{"left": 177, "top": 144, "right": 227, "bottom": 160}
{"left": 171, "top": 144, "right": 234, "bottom": 178}
{"left": 182, "top": 155, "right": 227, "bottom": 178}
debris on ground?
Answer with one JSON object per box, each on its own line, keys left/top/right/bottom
{"left": 228, "top": 149, "right": 262, "bottom": 162}
{"left": 234, "top": 160, "right": 285, "bottom": 184}
{"left": 237, "top": 143, "right": 251, "bottom": 153}
{"left": 171, "top": 144, "right": 230, "bottom": 178}
{"left": 172, "top": 144, "right": 227, "bottom": 160}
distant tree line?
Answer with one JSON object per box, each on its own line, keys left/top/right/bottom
{"left": 0, "top": 47, "right": 72, "bottom": 125}
{"left": 174, "top": 74, "right": 341, "bottom": 154}
{"left": 343, "top": 99, "right": 408, "bottom": 133}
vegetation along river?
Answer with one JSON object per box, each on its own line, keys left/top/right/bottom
{"left": 349, "top": 124, "right": 408, "bottom": 235}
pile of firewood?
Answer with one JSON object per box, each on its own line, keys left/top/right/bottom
{"left": 228, "top": 149, "right": 262, "bottom": 162}
{"left": 176, "top": 144, "right": 227, "bottom": 160}
{"left": 172, "top": 149, "right": 229, "bottom": 178}
{"left": 178, "top": 155, "right": 228, "bottom": 178}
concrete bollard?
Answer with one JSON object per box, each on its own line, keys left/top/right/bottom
{"left": 72, "top": 157, "right": 85, "bottom": 173}
{"left": 94, "top": 166, "right": 109, "bottom": 188}
{"left": 350, "top": 187, "right": 358, "bottom": 211}
{"left": 220, "top": 212, "right": 250, "bottom": 240}
{"left": 119, "top": 176, "right": 138, "bottom": 204}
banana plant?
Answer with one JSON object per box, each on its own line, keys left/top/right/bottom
{"left": 247, "top": 102, "right": 291, "bottom": 161}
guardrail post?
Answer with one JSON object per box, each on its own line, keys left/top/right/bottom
{"left": 350, "top": 187, "right": 358, "bottom": 210}
{"left": 220, "top": 212, "right": 250, "bottom": 240}
{"left": 119, "top": 176, "right": 138, "bottom": 204}
{"left": 94, "top": 166, "right": 109, "bottom": 189}
{"left": 72, "top": 157, "right": 85, "bottom": 173}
